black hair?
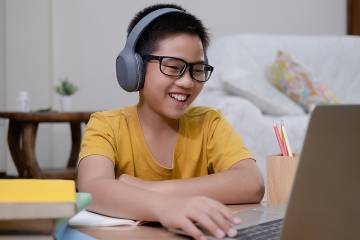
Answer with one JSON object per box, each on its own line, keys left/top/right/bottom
{"left": 127, "top": 3, "right": 210, "bottom": 56}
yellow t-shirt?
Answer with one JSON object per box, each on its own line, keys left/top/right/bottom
{"left": 79, "top": 105, "right": 252, "bottom": 180}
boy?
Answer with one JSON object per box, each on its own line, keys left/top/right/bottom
{"left": 77, "top": 4, "right": 264, "bottom": 240}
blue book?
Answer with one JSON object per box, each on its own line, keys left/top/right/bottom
{"left": 54, "top": 192, "right": 92, "bottom": 240}
{"left": 56, "top": 225, "right": 96, "bottom": 240}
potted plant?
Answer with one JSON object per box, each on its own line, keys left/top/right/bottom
{"left": 55, "top": 77, "right": 79, "bottom": 111}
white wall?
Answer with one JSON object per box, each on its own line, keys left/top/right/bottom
{"left": 0, "top": 0, "right": 347, "bottom": 173}
{"left": 0, "top": 0, "right": 5, "bottom": 108}
{"left": 202, "top": 0, "right": 347, "bottom": 37}
{"left": 4, "top": 0, "right": 53, "bottom": 174}
{"left": 0, "top": 0, "right": 6, "bottom": 171}
{"left": 53, "top": 0, "right": 347, "bottom": 113}
{"left": 54, "top": 0, "right": 347, "bottom": 110}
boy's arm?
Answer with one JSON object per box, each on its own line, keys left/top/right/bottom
{"left": 77, "top": 155, "right": 240, "bottom": 240}
{"left": 119, "top": 159, "right": 265, "bottom": 204}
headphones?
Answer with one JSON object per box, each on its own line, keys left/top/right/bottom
{"left": 116, "top": 8, "right": 184, "bottom": 92}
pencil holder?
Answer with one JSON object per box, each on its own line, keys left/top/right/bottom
{"left": 266, "top": 154, "right": 299, "bottom": 204}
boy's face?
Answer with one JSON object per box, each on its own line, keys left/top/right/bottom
{"left": 140, "top": 33, "right": 205, "bottom": 120}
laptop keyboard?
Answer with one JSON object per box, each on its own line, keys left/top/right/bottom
{"left": 233, "top": 219, "right": 283, "bottom": 240}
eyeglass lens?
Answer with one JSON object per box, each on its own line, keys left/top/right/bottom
{"left": 160, "top": 57, "right": 211, "bottom": 82}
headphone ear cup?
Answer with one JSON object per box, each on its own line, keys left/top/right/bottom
{"left": 134, "top": 53, "right": 145, "bottom": 91}
{"left": 116, "top": 50, "right": 143, "bottom": 92}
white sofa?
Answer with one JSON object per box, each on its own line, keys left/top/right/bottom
{"left": 194, "top": 34, "right": 360, "bottom": 177}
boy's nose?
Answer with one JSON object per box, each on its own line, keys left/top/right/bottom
{"left": 175, "top": 70, "right": 194, "bottom": 88}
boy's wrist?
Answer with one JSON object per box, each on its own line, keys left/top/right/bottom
{"left": 149, "top": 194, "right": 184, "bottom": 222}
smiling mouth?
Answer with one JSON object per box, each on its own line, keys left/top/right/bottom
{"left": 168, "top": 93, "right": 190, "bottom": 102}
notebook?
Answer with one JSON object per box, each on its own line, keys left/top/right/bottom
{"left": 69, "top": 210, "right": 141, "bottom": 227}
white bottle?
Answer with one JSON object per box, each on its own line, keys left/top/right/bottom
{"left": 16, "top": 91, "right": 30, "bottom": 112}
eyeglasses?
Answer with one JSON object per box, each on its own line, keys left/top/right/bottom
{"left": 142, "top": 55, "right": 214, "bottom": 82}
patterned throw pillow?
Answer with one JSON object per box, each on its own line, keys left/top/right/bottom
{"left": 267, "top": 50, "right": 338, "bottom": 112}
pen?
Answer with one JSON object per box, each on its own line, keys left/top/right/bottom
{"left": 281, "top": 123, "right": 293, "bottom": 157}
{"left": 273, "top": 123, "right": 287, "bottom": 156}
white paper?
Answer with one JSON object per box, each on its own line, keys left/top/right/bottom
{"left": 69, "top": 209, "right": 137, "bottom": 227}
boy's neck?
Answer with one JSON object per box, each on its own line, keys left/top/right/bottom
{"left": 136, "top": 103, "right": 179, "bottom": 133}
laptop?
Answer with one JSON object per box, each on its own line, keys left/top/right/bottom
{"left": 171, "top": 105, "right": 360, "bottom": 239}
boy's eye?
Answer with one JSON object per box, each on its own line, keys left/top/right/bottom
{"left": 161, "top": 59, "right": 185, "bottom": 75}
{"left": 192, "top": 64, "right": 206, "bottom": 75}
{"left": 162, "top": 64, "right": 182, "bottom": 74}
{"left": 164, "top": 64, "right": 181, "bottom": 70}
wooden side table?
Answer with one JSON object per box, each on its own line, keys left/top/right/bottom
{"left": 0, "top": 111, "right": 94, "bottom": 179}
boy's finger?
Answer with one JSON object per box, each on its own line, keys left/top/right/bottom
{"left": 180, "top": 218, "right": 206, "bottom": 240}
{"left": 190, "top": 212, "right": 225, "bottom": 239}
{"left": 213, "top": 201, "right": 241, "bottom": 225}
{"left": 208, "top": 208, "right": 235, "bottom": 237}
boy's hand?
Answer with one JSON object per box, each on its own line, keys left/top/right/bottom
{"left": 156, "top": 195, "right": 240, "bottom": 240}
{"left": 119, "top": 174, "right": 241, "bottom": 239}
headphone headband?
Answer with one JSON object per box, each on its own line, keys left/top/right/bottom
{"left": 126, "top": 8, "right": 183, "bottom": 51}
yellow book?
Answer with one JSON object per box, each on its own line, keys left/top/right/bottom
{"left": 0, "top": 179, "right": 76, "bottom": 220}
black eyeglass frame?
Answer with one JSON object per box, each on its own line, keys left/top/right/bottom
{"left": 142, "top": 54, "right": 214, "bottom": 82}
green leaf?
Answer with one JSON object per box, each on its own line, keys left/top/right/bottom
{"left": 55, "top": 79, "right": 79, "bottom": 96}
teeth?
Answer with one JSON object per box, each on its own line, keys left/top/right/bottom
{"left": 169, "top": 93, "right": 188, "bottom": 102}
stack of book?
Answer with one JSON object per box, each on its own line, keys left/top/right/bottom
{"left": 0, "top": 179, "right": 92, "bottom": 239}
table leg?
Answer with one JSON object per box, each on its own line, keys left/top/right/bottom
{"left": 67, "top": 122, "right": 81, "bottom": 168}
{"left": 7, "top": 120, "right": 26, "bottom": 176}
{"left": 21, "top": 122, "right": 42, "bottom": 178}
{"left": 8, "top": 121, "right": 42, "bottom": 178}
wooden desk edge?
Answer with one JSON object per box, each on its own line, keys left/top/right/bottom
{"left": 76, "top": 203, "right": 274, "bottom": 240}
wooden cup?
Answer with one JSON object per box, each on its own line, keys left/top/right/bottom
{"left": 266, "top": 154, "right": 299, "bottom": 204}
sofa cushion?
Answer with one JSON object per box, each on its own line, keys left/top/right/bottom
{"left": 220, "top": 68, "right": 305, "bottom": 116}
{"left": 267, "top": 50, "right": 339, "bottom": 112}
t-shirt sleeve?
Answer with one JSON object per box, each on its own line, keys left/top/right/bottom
{"left": 78, "top": 112, "right": 117, "bottom": 165}
{"left": 207, "top": 112, "right": 253, "bottom": 173}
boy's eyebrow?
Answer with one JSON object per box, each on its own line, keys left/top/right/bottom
{"left": 190, "top": 59, "right": 206, "bottom": 64}
{"left": 144, "top": 54, "right": 207, "bottom": 64}
{"left": 169, "top": 56, "right": 206, "bottom": 64}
